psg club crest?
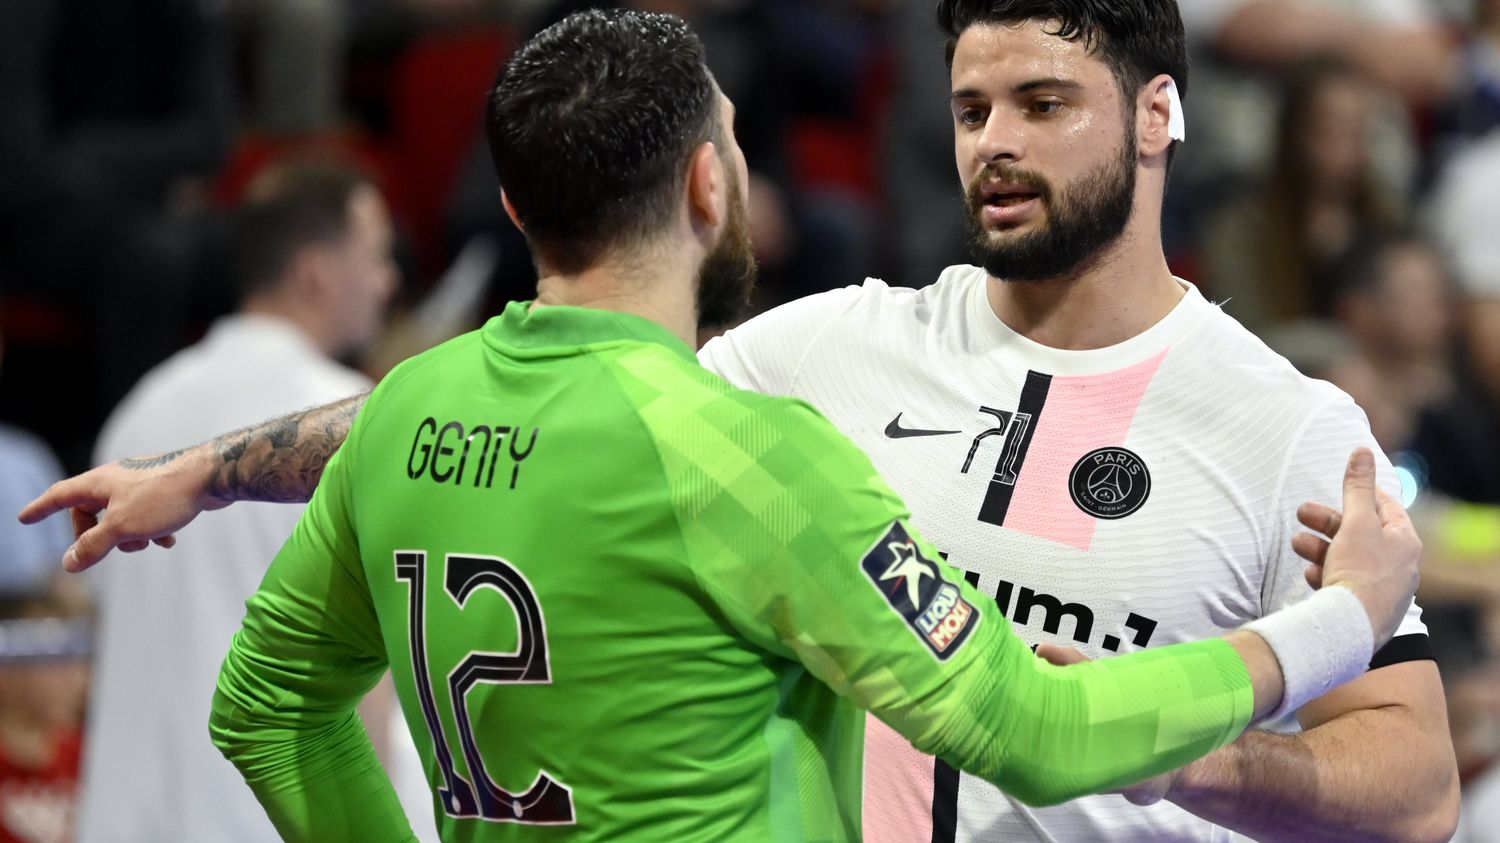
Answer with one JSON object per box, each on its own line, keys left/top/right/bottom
{"left": 861, "top": 522, "right": 979, "bottom": 660}
{"left": 1069, "top": 447, "right": 1151, "bottom": 520}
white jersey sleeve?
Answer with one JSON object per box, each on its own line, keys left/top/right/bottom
{"left": 699, "top": 285, "right": 863, "bottom": 393}
{"left": 1262, "top": 392, "right": 1428, "bottom": 664}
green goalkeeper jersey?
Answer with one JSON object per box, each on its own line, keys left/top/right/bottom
{"left": 212, "top": 302, "right": 1254, "bottom": 842}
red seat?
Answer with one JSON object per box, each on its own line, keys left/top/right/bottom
{"left": 388, "top": 27, "right": 515, "bottom": 276}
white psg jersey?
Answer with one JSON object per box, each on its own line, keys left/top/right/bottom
{"left": 699, "top": 265, "right": 1429, "bottom": 843}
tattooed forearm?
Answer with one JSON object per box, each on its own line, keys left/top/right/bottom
{"left": 205, "top": 392, "right": 368, "bottom": 505}
{"left": 120, "top": 448, "right": 189, "bottom": 470}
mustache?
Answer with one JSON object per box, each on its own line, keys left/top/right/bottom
{"left": 965, "top": 165, "right": 1054, "bottom": 209}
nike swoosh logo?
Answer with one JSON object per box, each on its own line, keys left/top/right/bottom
{"left": 885, "top": 413, "right": 961, "bottom": 439}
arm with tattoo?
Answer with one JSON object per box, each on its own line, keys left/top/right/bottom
{"left": 17, "top": 393, "right": 367, "bottom": 571}
{"left": 205, "top": 393, "right": 365, "bottom": 505}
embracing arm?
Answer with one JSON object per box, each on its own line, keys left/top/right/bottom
{"left": 1156, "top": 661, "right": 1459, "bottom": 843}
{"left": 17, "top": 392, "right": 367, "bottom": 571}
{"left": 1108, "top": 455, "right": 1460, "bottom": 841}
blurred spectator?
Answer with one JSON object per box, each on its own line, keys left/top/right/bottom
{"left": 1460, "top": 749, "right": 1500, "bottom": 840}
{"left": 1204, "top": 58, "right": 1405, "bottom": 334}
{"left": 1438, "top": 0, "right": 1500, "bottom": 150}
{"left": 0, "top": 579, "right": 92, "bottom": 843}
{"left": 0, "top": 423, "right": 70, "bottom": 600}
{"left": 0, "top": 329, "right": 71, "bottom": 594}
{"left": 1404, "top": 302, "right": 1500, "bottom": 505}
{"left": 881, "top": 0, "right": 967, "bottom": 287}
{"left": 75, "top": 159, "right": 408, "bottom": 843}
{"left": 230, "top": 0, "right": 550, "bottom": 138}
{"left": 1329, "top": 230, "right": 1459, "bottom": 437}
{"left": 1176, "top": 0, "right": 1454, "bottom": 206}
{"left": 1181, "top": 0, "right": 1458, "bottom": 106}
{"left": 450, "top": 0, "right": 889, "bottom": 310}
{"left": 1417, "top": 129, "right": 1500, "bottom": 504}
{"left": 0, "top": 316, "right": 72, "bottom": 594}
{"left": 1428, "top": 130, "right": 1500, "bottom": 297}
{"left": 233, "top": 0, "right": 347, "bottom": 136}
{"left": 0, "top": 0, "right": 236, "bottom": 465}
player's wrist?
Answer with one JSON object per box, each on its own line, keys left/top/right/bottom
{"left": 189, "top": 442, "right": 232, "bottom": 510}
{"left": 1159, "top": 745, "right": 1228, "bottom": 806}
{"left": 1242, "top": 586, "right": 1374, "bottom": 722}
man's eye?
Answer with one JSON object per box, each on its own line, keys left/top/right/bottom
{"left": 959, "top": 107, "right": 986, "bottom": 125}
{"left": 1032, "top": 100, "right": 1064, "bottom": 115}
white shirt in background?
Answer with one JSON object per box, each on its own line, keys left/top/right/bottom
{"left": 80, "top": 314, "right": 437, "bottom": 843}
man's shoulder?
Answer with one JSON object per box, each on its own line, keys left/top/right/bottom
{"left": 359, "top": 330, "right": 487, "bottom": 408}
{"left": 1174, "top": 296, "right": 1349, "bottom": 408}
{"left": 610, "top": 342, "right": 829, "bottom": 433}
{"left": 755, "top": 265, "right": 980, "bottom": 333}
{"left": 595, "top": 344, "right": 857, "bottom": 486}
{"left": 700, "top": 266, "right": 984, "bottom": 392}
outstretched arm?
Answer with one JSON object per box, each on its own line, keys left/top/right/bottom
{"left": 17, "top": 393, "right": 367, "bottom": 571}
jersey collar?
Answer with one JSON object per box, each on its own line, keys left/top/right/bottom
{"left": 484, "top": 300, "right": 698, "bottom": 364}
{"left": 965, "top": 271, "right": 1213, "bottom": 377}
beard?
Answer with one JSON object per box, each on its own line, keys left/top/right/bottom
{"left": 695, "top": 171, "right": 757, "bottom": 329}
{"left": 963, "top": 129, "right": 1137, "bottom": 282}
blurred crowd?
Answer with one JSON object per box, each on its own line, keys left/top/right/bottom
{"left": 4, "top": 0, "right": 1500, "bottom": 840}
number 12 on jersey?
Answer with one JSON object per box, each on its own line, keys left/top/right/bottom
{"left": 395, "top": 550, "right": 576, "bottom": 825}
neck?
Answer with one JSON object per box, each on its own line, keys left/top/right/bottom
{"left": 241, "top": 295, "right": 336, "bottom": 357}
{"left": 533, "top": 247, "right": 699, "bottom": 347}
{"left": 984, "top": 223, "right": 1183, "bottom": 350}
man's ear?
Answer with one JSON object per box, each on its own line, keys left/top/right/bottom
{"left": 286, "top": 245, "right": 329, "bottom": 303}
{"left": 1138, "top": 74, "right": 1177, "bottom": 159}
{"left": 501, "top": 190, "right": 525, "bottom": 232}
{"left": 686, "top": 141, "right": 726, "bottom": 231}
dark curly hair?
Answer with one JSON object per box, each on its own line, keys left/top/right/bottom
{"left": 936, "top": 0, "right": 1188, "bottom": 106}
{"left": 485, "top": 9, "right": 721, "bottom": 272}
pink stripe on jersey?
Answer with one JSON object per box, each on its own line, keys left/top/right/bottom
{"left": 862, "top": 713, "right": 934, "bottom": 842}
{"left": 1002, "top": 351, "right": 1167, "bottom": 550}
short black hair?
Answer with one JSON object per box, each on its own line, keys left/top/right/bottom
{"left": 937, "top": 0, "right": 1188, "bottom": 108}
{"left": 234, "top": 159, "right": 373, "bottom": 299}
{"left": 486, "top": 9, "right": 720, "bottom": 274}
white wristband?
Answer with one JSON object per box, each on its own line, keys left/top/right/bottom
{"left": 1242, "top": 587, "right": 1375, "bottom": 721}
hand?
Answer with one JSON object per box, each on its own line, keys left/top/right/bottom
{"left": 1291, "top": 448, "right": 1422, "bottom": 648}
{"left": 16, "top": 445, "right": 224, "bottom": 573}
{"left": 1035, "top": 643, "right": 1182, "bottom": 805}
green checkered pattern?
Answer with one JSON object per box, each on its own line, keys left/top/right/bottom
{"left": 212, "top": 302, "right": 1256, "bottom": 843}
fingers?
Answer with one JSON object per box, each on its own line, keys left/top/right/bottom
{"left": 69, "top": 508, "right": 99, "bottom": 542}
{"left": 1292, "top": 532, "right": 1329, "bottom": 565}
{"left": 63, "top": 521, "right": 178, "bottom": 572}
{"left": 18, "top": 476, "right": 105, "bottom": 525}
{"left": 1304, "top": 562, "right": 1324, "bottom": 590}
{"left": 1123, "top": 785, "right": 1168, "bottom": 807}
{"left": 1297, "top": 502, "right": 1342, "bottom": 538}
{"left": 64, "top": 524, "right": 118, "bottom": 573}
{"left": 1340, "top": 447, "right": 1377, "bottom": 523}
{"left": 1035, "top": 643, "right": 1090, "bottom": 666}
{"left": 1374, "top": 487, "right": 1413, "bottom": 529}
